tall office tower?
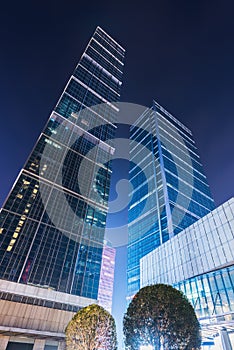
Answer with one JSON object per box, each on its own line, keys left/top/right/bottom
{"left": 0, "top": 27, "right": 125, "bottom": 349}
{"left": 98, "top": 241, "right": 116, "bottom": 313}
{"left": 128, "top": 101, "right": 215, "bottom": 299}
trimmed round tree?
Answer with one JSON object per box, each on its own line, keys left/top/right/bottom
{"left": 66, "top": 304, "right": 117, "bottom": 350}
{"left": 123, "top": 284, "right": 201, "bottom": 350}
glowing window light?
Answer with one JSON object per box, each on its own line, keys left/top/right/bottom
{"left": 23, "top": 180, "right": 30, "bottom": 185}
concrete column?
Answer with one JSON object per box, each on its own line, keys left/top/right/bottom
{"left": 220, "top": 329, "right": 233, "bottom": 350}
{"left": 33, "top": 339, "right": 46, "bottom": 350}
{"left": 58, "top": 341, "right": 66, "bottom": 350}
{"left": 0, "top": 336, "right": 10, "bottom": 350}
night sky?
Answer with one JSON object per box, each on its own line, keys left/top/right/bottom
{"left": 1, "top": 0, "right": 234, "bottom": 343}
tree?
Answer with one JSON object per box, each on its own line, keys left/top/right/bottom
{"left": 123, "top": 284, "right": 201, "bottom": 350}
{"left": 65, "top": 304, "right": 117, "bottom": 350}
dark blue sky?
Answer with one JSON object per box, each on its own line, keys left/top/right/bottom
{"left": 0, "top": 0, "right": 233, "bottom": 208}
{"left": 0, "top": 0, "right": 234, "bottom": 342}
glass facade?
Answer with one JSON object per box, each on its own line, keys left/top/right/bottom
{"left": 0, "top": 27, "right": 125, "bottom": 300}
{"left": 140, "top": 198, "right": 234, "bottom": 345}
{"left": 140, "top": 198, "right": 234, "bottom": 287}
{"left": 175, "top": 265, "right": 234, "bottom": 320}
{"left": 128, "top": 101, "right": 215, "bottom": 298}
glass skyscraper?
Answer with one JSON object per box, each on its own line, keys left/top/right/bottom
{"left": 128, "top": 101, "right": 215, "bottom": 298}
{"left": 0, "top": 27, "right": 124, "bottom": 300}
{"left": 0, "top": 27, "right": 124, "bottom": 350}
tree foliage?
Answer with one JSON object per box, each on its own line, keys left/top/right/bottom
{"left": 65, "top": 304, "right": 117, "bottom": 350}
{"left": 123, "top": 284, "right": 201, "bottom": 350}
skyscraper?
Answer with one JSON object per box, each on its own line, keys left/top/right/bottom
{"left": 127, "top": 101, "right": 215, "bottom": 299}
{"left": 0, "top": 27, "right": 125, "bottom": 349}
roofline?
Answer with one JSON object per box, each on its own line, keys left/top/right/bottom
{"left": 153, "top": 100, "right": 192, "bottom": 136}
{"left": 96, "top": 26, "right": 126, "bottom": 52}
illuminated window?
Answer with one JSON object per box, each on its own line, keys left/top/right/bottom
{"left": 9, "top": 239, "right": 16, "bottom": 245}
{"left": 17, "top": 194, "right": 23, "bottom": 199}
{"left": 7, "top": 246, "right": 12, "bottom": 252}
{"left": 13, "top": 233, "right": 18, "bottom": 238}
{"left": 0, "top": 228, "right": 3, "bottom": 234}
{"left": 52, "top": 141, "right": 61, "bottom": 149}
{"left": 45, "top": 138, "right": 52, "bottom": 145}
{"left": 29, "top": 162, "right": 38, "bottom": 170}
{"left": 22, "top": 179, "right": 30, "bottom": 190}
{"left": 40, "top": 164, "right": 47, "bottom": 175}
{"left": 23, "top": 180, "right": 30, "bottom": 185}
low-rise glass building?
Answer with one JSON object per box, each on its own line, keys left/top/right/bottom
{"left": 141, "top": 198, "right": 234, "bottom": 348}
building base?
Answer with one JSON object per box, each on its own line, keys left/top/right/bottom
{"left": 0, "top": 279, "right": 96, "bottom": 350}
